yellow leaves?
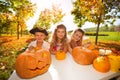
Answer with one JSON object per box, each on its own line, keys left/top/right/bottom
{"left": 0, "top": 13, "right": 9, "bottom": 22}
{"left": 36, "top": 4, "right": 65, "bottom": 29}
{"left": 1, "top": 36, "right": 30, "bottom": 51}
{"left": 80, "top": 0, "right": 105, "bottom": 20}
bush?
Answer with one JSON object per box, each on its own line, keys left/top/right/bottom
{"left": 85, "top": 32, "right": 109, "bottom": 36}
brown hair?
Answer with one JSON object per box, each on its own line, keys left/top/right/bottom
{"left": 70, "top": 28, "right": 85, "bottom": 48}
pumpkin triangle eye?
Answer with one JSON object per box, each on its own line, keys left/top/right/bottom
{"left": 42, "top": 53, "right": 47, "bottom": 58}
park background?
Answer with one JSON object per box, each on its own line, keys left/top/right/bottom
{"left": 0, "top": 0, "right": 120, "bottom": 79}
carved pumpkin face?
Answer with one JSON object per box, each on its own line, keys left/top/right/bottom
{"left": 15, "top": 49, "right": 51, "bottom": 79}
{"left": 93, "top": 56, "right": 110, "bottom": 73}
{"left": 72, "top": 47, "right": 96, "bottom": 65}
{"left": 55, "top": 51, "right": 66, "bottom": 60}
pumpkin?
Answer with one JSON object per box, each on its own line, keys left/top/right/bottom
{"left": 72, "top": 47, "right": 96, "bottom": 65}
{"left": 15, "top": 48, "right": 51, "bottom": 79}
{"left": 108, "top": 54, "right": 120, "bottom": 72}
{"left": 92, "top": 49, "right": 99, "bottom": 57}
{"left": 56, "top": 51, "right": 66, "bottom": 60}
{"left": 87, "top": 43, "right": 99, "bottom": 57}
{"left": 93, "top": 56, "right": 110, "bottom": 73}
{"left": 87, "top": 43, "right": 95, "bottom": 50}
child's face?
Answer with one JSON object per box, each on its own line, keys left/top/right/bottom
{"left": 72, "top": 31, "right": 83, "bottom": 41}
{"left": 34, "top": 32, "right": 46, "bottom": 42}
{"left": 56, "top": 28, "right": 65, "bottom": 39}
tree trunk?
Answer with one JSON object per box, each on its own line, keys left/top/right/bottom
{"left": 17, "top": 23, "right": 19, "bottom": 39}
{"left": 6, "top": 29, "right": 9, "bottom": 35}
{"left": 95, "top": 14, "right": 102, "bottom": 45}
{"left": 11, "top": 29, "right": 12, "bottom": 36}
{"left": 0, "top": 28, "right": 3, "bottom": 36}
{"left": 20, "top": 26, "right": 22, "bottom": 37}
{"left": 0, "top": 30, "right": 1, "bottom": 36}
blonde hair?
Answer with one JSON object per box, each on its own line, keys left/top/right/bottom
{"left": 50, "top": 24, "right": 68, "bottom": 51}
{"left": 70, "top": 28, "right": 85, "bottom": 48}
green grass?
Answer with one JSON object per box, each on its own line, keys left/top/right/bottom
{"left": 89, "top": 32, "right": 120, "bottom": 41}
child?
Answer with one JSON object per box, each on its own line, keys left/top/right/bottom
{"left": 49, "top": 24, "right": 68, "bottom": 55}
{"left": 26, "top": 27, "right": 50, "bottom": 51}
{"left": 68, "top": 28, "right": 85, "bottom": 54}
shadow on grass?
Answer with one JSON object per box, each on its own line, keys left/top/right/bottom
{"left": 98, "top": 42, "right": 120, "bottom": 50}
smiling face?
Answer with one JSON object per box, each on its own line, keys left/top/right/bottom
{"left": 34, "top": 32, "right": 46, "bottom": 42}
{"left": 72, "top": 31, "right": 83, "bottom": 42}
{"left": 56, "top": 28, "right": 65, "bottom": 40}
{"left": 15, "top": 49, "right": 51, "bottom": 78}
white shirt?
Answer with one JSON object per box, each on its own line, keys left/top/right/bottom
{"left": 27, "top": 40, "right": 50, "bottom": 51}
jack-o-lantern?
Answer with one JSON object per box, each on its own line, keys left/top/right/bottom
{"left": 93, "top": 56, "right": 110, "bottom": 73}
{"left": 72, "top": 47, "right": 96, "bottom": 65}
{"left": 15, "top": 48, "right": 51, "bottom": 79}
{"left": 56, "top": 51, "right": 66, "bottom": 60}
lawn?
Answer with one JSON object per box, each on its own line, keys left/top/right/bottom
{"left": 88, "top": 32, "right": 120, "bottom": 50}
{"left": 89, "top": 32, "right": 120, "bottom": 41}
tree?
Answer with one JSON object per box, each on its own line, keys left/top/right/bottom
{"left": 12, "top": 0, "right": 35, "bottom": 39}
{"left": 109, "top": 26, "right": 114, "bottom": 32}
{"left": 100, "top": 24, "right": 108, "bottom": 31}
{"left": 71, "top": 0, "right": 120, "bottom": 45}
{"left": 0, "top": 0, "right": 12, "bottom": 36}
{"left": 0, "top": 0, "right": 35, "bottom": 39}
{"left": 71, "top": 1, "right": 87, "bottom": 27}
{"left": 34, "top": 4, "right": 65, "bottom": 29}
{"left": 115, "top": 25, "right": 120, "bottom": 32}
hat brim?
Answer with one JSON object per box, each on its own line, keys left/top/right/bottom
{"left": 30, "top": 27, "right": 48, "bottom": 36}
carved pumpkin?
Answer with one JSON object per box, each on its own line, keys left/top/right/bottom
{"left": 93, "top": 56, "right": 110, "bottom": 73}
{"left": 56, "top": 51, "right": 66, "bottom": 60}
{"left": 72, "top": 47, "right": 96, "bottom": 65}
{"left": 15, "top": 49, "right": 51, "bottom": 79}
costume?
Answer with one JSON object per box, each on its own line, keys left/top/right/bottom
{"left": 52, "top": 43, "right": 63, "bottom": 51}
{"left": 27, "top": 40, "right": 50, "bottom": 51}
{"left": 26, "top": 27, "right": 49, "bottom": 51}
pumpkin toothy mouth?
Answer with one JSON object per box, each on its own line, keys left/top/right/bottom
{"left": 29, "top": 64, "right": 50, "bottom": 71}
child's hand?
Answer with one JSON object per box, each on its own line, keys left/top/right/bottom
{"left": 28, "top": 46, "right": 34, "bottom": 51}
